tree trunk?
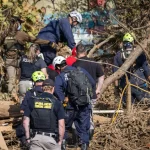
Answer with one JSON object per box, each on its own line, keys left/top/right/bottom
{"left": 0, "top": 101, "right": 21, "bottom": 119}
{"left": 88, "top": 34, "right": 115, "bottom": 58}
{"left": 126, "top": 83, "right": 131, "bottom": 113}
{"left": 100, "top": 36, "right": 150, "bottom": 94}
{"left": 125, "top": 74, "right": 132, "bottom": 113}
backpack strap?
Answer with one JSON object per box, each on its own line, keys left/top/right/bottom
{"left": 58, "top": 72, "right": 69, "bottom": 94}
{"left": 29, "top": 88, "right": 42, "bottom": 97}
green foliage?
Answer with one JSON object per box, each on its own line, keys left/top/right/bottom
{"left": 0, "top": 0, "right": 44, "bottom": 38}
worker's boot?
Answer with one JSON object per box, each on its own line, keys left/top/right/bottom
{"left": 81, "top": 143, "right": 88, "bottom": 150}
{"left": 61, "top": 140, "right": 66, "bottom": 150}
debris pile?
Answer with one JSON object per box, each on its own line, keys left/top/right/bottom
{"left": 2, "top": 131, "right": 20, "bottom": 150}
{"left": 97, "top": 57, "right": 120, "bottom": 110}
{"left": 90, "top": 107, "right": 150, "bottom": 150}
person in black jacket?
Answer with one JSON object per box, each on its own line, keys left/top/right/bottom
{"left": 19, "top": 44, "right": 48, "bottom": 103}
{"left": 23, "top": 79, "right": 65, "bottom": 150}
{"left": 73, "top": 43, "right": 104, "bottom": 105}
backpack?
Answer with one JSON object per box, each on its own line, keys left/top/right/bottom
{"left": 66, "top": 67, "right": 93, "bottom": 106}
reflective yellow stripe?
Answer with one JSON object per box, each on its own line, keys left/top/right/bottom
{"left": 43, "top": 103, "right": 52, "bottom": 109}
{"left": 35, "top": 102, "right": 43, "bottom": 108}
{"left": 34, "top": 102, "right": 52, "bottom": 109}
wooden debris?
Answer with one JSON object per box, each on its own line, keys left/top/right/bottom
{"left": 93, "top": 115, "right": 111, "bottom": 124}
{"left": 90, "top": 107, "right": 150, "bottom": 150}
{"left": 0, "top": 126, "right": 12, "bottom": 132}
{"left": 0, "top": 131, "right": 8, "bottom": 150}
{"left": 0, "top": 101, "right": 21, "bottom": 119}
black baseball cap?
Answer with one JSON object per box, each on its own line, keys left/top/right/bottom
{"left": 42, "top": 79, "right": 54, "bottom": 87}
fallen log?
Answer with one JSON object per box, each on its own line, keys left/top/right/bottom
{"left": 0, "top": 101, "right": 21, "bottom": 119}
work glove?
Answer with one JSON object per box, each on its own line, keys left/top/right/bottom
{"left": 48, "top": 41, "right": 58, "bottom": 49}
{"left": 63, "top": 97, "right": 69, "bottom": 107}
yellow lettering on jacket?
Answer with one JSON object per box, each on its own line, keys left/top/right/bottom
{"left": 34, "top": 102, "right": 52, "bottom": 109}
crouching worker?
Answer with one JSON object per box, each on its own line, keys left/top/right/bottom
{"left": 23, "top": 79, "right": 65, "bottom": 150}
{"left": 113, "top": 33, "right": 150, "bottom": 103}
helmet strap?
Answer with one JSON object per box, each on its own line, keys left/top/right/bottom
{"left": 71, "top": 17, "right": 78, "bottom": 26}
{"left": 121, "top": 48, "right": 127, "bottom": 60}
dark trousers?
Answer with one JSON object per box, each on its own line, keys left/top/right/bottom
{"left": 64, "top": 105, "right": 91, "bottom": 144}
{"left": 40, "top": 45, "right": 56, "bottom": 65}
{"left": 123, "top": 86, "right": 150, "bottom": 103}
{"left": 16, "top": 124, "right": 26, "bottom": 144}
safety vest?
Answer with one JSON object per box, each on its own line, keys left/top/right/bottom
{"left": 30, "top": 96, "right": 56, "bottom": 133}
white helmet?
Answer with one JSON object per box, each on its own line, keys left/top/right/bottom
{"left": 69, "top": 10, "right": 82, "bottom": 23}
{"left": 52, "top": 56, "right": 66, "bottom": 68}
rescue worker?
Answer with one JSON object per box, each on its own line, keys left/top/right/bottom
{"left": 113, "top": 33, "right": 150, "bottom": 103}
{"left": 73, "top": 43, "right": 104, "bottom": 105}
{"left": 53, "top": 56, "right": 96, "bottom": 150}
{"left": 4, "top": 16, "right": 24, "bottom": 96}
{"left": 21, "top": 71, "right": 45, "bottom": 112}
{"left": 37, "top": 10, "right": 82, "bottom": 65}
{"left": 23, "top": 79, "right": 65, "bottom": 150}
{"left": 66, "top": 50, "right": 77, "bottom": 66}
{"left": 3, "top": 16, "right": 51, "bottom": 98}
{"left": 17, "top": 71, "right": 45, "bottom": 145}
{"left": 47, "top": 64, "right": 59, "bottom": 81}
{"left": 19, "top": 44, "right": 48, "bottom": 103}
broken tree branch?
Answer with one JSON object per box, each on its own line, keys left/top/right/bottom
{"left": 100, "top": 35, "right": 150, "bottom": 94}
{"left": 87, "top": 34, "right": 115, "bottom": 58}
{"left": 78, "top": 59, "right": 150, "bottom": 86}
{"left": 110, "top": 14, "right": 150, "bottom": 61}
{"left": 132, "top": 23, "right": 150, "bottom": 30}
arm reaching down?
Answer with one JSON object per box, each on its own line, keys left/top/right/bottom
{"left": 23, "top": 116, "right": 30, "bottom": 142}
{"left": 96, "top": 75, "right": 104, "bottom": 96}
{"left": 58, "top": 119, "right": 65, "bottom": 145}
{"left": 41, "top": 68, "right": 49, "bottom": 79}
{"left": 59, "top": 19, "right": 76, "bottom": 49}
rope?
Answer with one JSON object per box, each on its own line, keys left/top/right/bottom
{"left": 77, "top": 58, "right": 150, "bottom": 123}
{"left": 78, "top": 58, "right": 150, "bottom": 85}
{"left": 111, "top": 82, "right": 150, "bottom": 124}
{"left": 111, "top": 84, "right": 128, "bottom": 124}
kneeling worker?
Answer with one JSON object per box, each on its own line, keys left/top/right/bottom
{"left": 23, "top": 79, "right": 65, "bottom": 150}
